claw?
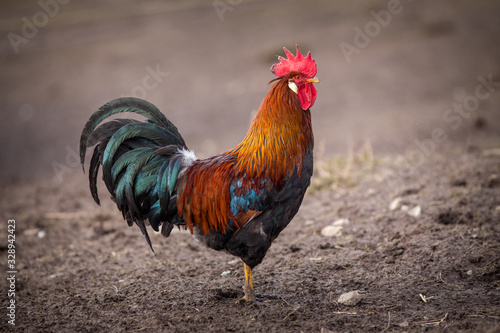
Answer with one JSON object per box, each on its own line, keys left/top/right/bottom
{"left": 236, "top": 295, "right": 255, "bottom": 305}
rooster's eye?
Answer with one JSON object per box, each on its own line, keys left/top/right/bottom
{"left": 295, "top": 75, "right": 300, "bottom": 79}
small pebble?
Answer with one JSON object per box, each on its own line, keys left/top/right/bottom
{"left": 321, "top": 225, "right": 343, "bottom": 238}
{"left": 220, "top": 270, "right": 231, "bottom": 276}
{"left": 309, "top": 257, "right": 323, "bottom": 262}
{"left": 304, "top": 220, "right": 315, "bottom": 226}
{"left": 333, "top": 218, "right": 350, "bottom": 226}
{"left": 389, "top": 197, "right": 402, "bottom": 211}
{"left": 338, "top": 290, "right": 365, "bottom": 306}
{"left": 408, "top": 206, "right": 422, "bottom": 217}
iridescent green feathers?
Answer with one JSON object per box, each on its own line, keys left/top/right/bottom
{"left": 80, "top": 97, "right": 184, "bottom": 169}
{"left": 80, "top": 97, "right": 188, "bottom": 251}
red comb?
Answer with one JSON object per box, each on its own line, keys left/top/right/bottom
{"left": 270, "top": 45, "right": 317, "bottom": 78}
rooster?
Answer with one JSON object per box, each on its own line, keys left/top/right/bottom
{"left": 80, "top": 45, "right": 319, "bottom": 303}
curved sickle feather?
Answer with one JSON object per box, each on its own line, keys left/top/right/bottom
{"left": 80, "top": 97, "right": 185, "bottom": 171}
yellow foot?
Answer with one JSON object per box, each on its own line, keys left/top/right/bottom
{"left": 236, "top": 262, "right": 256, "bottom": 305}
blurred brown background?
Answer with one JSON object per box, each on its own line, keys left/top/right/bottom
{"left": 1, "top": 0, "right": 499, "bottom": 184}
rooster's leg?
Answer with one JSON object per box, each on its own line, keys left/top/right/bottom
{"left": 238, "top": 262, "right": 256, "bottom": 304}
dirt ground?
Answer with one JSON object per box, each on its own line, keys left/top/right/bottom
{"left": 1, "top": 150, "right": 500, "bottom": 332}
{"left": 1, "top": 0, "right": 500, "bottom": 332}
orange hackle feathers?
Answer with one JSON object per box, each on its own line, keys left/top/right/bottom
{"left": 231, "top": 75, "right": 313, "bottom": 181}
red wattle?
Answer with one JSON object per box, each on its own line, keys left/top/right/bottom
{"left": 298, "top": 83, "right": 317, "bottom": 110}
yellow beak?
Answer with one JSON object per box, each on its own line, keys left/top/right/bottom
{"left": 307, "top": 77, "right": 320, "bottom": 83}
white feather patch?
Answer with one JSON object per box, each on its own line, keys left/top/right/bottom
{"left": 288, "top": 80, "right": 298, "bottom": 94}
{"left": 178, "top": 148, "right": 197, "bottom": 172}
